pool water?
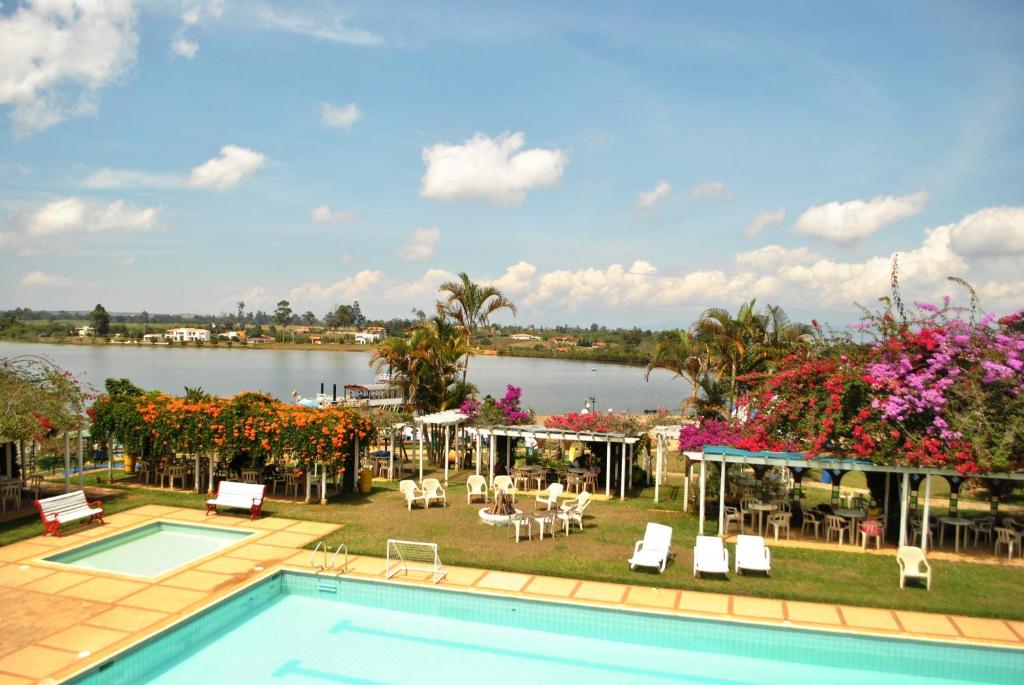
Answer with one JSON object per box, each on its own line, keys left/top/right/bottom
{"left": 44, "top": 522, "right": 254, "bottom": 577}
{"left": 74, "top": 572, "right": 1023, "bottom": 684}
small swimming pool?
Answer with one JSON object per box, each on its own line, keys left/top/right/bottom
{"left": 43, "top": 522, "right": 254, "bottom": 577}
{"left": 72, "top": 571, "right": 1023, "bottom": 684}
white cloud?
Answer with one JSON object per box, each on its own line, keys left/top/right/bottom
{"left": 395, "top": 228, "right": 440, "bottom": 261}
{"left": 188, "top": 145, "right": 266, "bottom": 190}
{"left": 385, "top": 268, "right": 457, "bottom": 301}
{"left": 735, "top": 245, "right": 825, "bottom": 270}
{"left": 20, "top": 270, "right": 74, "bottom": 288}
{"left": 170, "top": 36, "right": 199, "bottom": 59}
{"left": 287, "top": 270, "right": 384, "bottom": 308}
{"left": 946, "top": 206, "right": 1024, "bottom": 256}
{"left": 420, "top": 132, "right": 568, "bottom": 206}
{"left": 83, "top": 167, "right": 182, "bottom": 189}
{"left": 691, "top": 181, "right": 731, "bottom": 199}
{"left": 310, "top": 205, "right": 358, "bottom": 224}
{"left": 26, "top": 197, "right": 159, "bottom": 236}
{"left": 485, "top": 261, "right": 538, "bottom": 295}
{"left": 320, "top": 102, "right": 361, "bottom": 129}
{"left": 0, "top": 0, "right": 139, "bottom": 135}
{"left": 255, "top": 5, "right": 383, "bottom": 46}
{"left": 793, "top": 191, "right": 929, "bottom": 244}
{"left": 744, "top": 208, "right": 786, "bottom": 238}
{"left": 635, "top": 181, "right": 671, "bottom": 210}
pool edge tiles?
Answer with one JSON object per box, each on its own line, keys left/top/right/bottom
{"left": 67, "top": 570, "right": 1024, "bottom": 685}
{"left": 39, "top": 520, "right": 257, "bottom": 580}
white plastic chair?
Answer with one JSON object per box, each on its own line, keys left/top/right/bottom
{"left": 466, "top": 474, "right": 488, "bottom": 504}
{"left": 723, "top": 506, "right": 744, "bottom": 535}
{"left": 492, "top": 475, "right": 516, "bottom": 503}
{"left": 421, "top": 478, "right": 446, "bottom": 509}
{"left": 825, "top": 515, "right": 847, "bottom": 545}
{"left": 994, "top": 527, "right": 1017, "bottom": 559}
{"left": 897, "top": 546, "right": 932, "bottom": 590}
{"left": 558, "top": 490, "right": 591, "bottom": 531}
{"left": 535, "top": 483, "right": 563, "bottom": 510}
{"left": 768, "top": 511, "right": 791, "bottom": 541}
{"left": 693, "top": 535, "right": 729, "bottom": 578}
{"left": 734, "top": 534, "right": 771, "bottom": 575}
{"left": 399, "top": 480, "right": 426, "bottom": 510}
{"left": 628, "top": 522, "right": 673, "bottom": 573}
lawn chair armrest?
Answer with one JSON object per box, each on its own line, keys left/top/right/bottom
{"left": 633, "top": 540, "right": 644, "bottom": 555}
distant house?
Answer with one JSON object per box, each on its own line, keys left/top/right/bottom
{"left": 142, "top": 333, "right": 163, "bottom": 343}
{"left": 218, "top": 330, "right": 245, "bottom": 341}
{"left": 165, "top": 327, "right": 211, "bottom": 342}
{"left": 551, "top": 336, "right": 576, "bottom": 345}
{"left": 365, "top": 326, "right": 386, "bottom": 335}
{"left": 510, "top": 333, "right": 541, "bottom": 341}
{"left": 292, "top": 326, "right": 312, "bottom": 335}
{"left": 248, "top": 335, "right": 275, "bottom": 345}
{"left": 354, "top": 331, "right": 382, "bottom": 344}
{"left": 309, "top": 335, "right": 322, "bottom": 344}
{"left": 591, "top": 340, "right": 608, "bottom": 349}
{"left": 76, "top": 326, "right": 95, "bottom": 337}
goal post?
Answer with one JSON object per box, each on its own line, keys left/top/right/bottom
{"left": 385, "top": 539, "right": 447, "bottom": 584}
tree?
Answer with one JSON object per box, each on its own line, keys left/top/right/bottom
{"left": 273, "top": 300, "right": 293, "bottom": 328}
{"left": 301, "top": 311, "right": 318, "bottom": 326}
{"left": 645, "top": 330, "right": 708, "bottom": 414}
{"left": 90, "top": 304, "right": 111, "bottom": 336}
{"left": 352, "top": 301, "right": 366, "bottom": 328}
{"left": 437, "top": 272, "right": 517, "bottom": 382}
{"left": 236, "top": 300, "right": 246, "bottom": 323}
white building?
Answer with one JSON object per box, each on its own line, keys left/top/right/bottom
{"left": 354, "top": 331, "right": 382, "bottom": 344}
{"left": 142, "top": 333, "right": 163, "bottom": 343}
{"left": 76, "top": 326, "right": 95, "bottom": 337}
{"left": 509, "top": 333, "right": 541, "bottom": 341}
{"left": 165, "top": 327, "right": 211, "bottom": 342}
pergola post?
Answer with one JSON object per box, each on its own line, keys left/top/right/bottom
{"left": 654, "top": 435, "right": 662, "bottom": 503}
{"left": 304, "top": 465, "right": 313, "bottom": 504}
{"left": 388, "top": 430, "right": 395, "bottom": 480}
{"left": 488, "top": 434, "right": 496, "bottom": 485}
{"left": 194, "top": 453, "right": 200, "bottom": 493}
{"left": 475, "top": 433, "right": 481, "bottom": 476}
{"left": 619, "top": 439, "right": 627, "bottom": 501}
{"left": 882, "top": 472, "right": 891, "bottom": 538}
{"left": 505, "top": 435, "right": 511, "bottom": 471}
{"left": 898, "top": 472, "right": 910, "bottom": 547}
{"left": 77, "top": 427, "right": 84, "bottom": 490}
{"left": 418, "top": 428, "right": 424, "bottom": 483}
{"left": 698, "top": 455, "right": 707, "bottom": 536}
{"left": 208, "top": 452, "right": 215, "bottom": 496}
{"left": 605, "top": 442, "right": 611, "bottom": 498}
{"left": 64, "top": 432, "right": 71, "bottom": 493}
{"left": 683, "top": 460, "right": 691, "bottom": 512}
{"left": 354, "top": 435, "right": 360, "bottom": 492}
{"left": 718, "top": 457, "right": 727, "bottom": 536}
{"left": 921, "top": 474, "right": 932, "bottom": 553}
{"left": 320, "top": 461, "right": 328, "bottom": 505}
{"left": 443, "top": 428, "right": 450, "bottom": 486}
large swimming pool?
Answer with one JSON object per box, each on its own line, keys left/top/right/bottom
{"left": 72, "top": 571, "right": 1023, "bottom": 684}
{"left": 43, "top": 522, "right": 254, "bottom": 577}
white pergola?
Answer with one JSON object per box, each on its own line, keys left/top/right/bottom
{"left": 464, "top": 425, "right": 643, "bottom": 500}
{"left": 649, "top": 425, "right": 686, "bottom": 503}
{"left": 692, "top": 445, "right": 1024, "bottom": 553}
{"left": 414, "top": 410, "right": 469, "bottom": 485}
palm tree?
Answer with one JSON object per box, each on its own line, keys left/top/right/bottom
{"left": 437, "top": 273, "right": 517, "bottom": 382}
{"left": 370, "top": 336, "right": 413, "bottom": 401}
{"left": 645, "top": 330, "right": 708, "bottom": 413}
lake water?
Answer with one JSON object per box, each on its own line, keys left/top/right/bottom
{"left": 0, "top": 341, "right": 689, "bottom": 414}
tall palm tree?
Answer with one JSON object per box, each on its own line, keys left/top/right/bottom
{"left": 645, "top": 330, "right": 708, "bottom": 414}
{"left": 437, "top": 272, "right": 517, "bottom": 382}
{"left": 370, "top": 336, "right": 414, "bottom": 402}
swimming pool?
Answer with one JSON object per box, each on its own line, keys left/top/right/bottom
{"left": 71, "top": 570, "right": 1023, "bottom": 684}
{"left": 43, "top": 522, "right": 254, "bottom": 577}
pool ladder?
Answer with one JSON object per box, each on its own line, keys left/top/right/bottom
{"left": 311, "top": 541, "right": 348, "bottom": 593}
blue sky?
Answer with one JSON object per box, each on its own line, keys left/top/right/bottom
{"left": 1, "top": 1, "right": 1022, "bottom": 327}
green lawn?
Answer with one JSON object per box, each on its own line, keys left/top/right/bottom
{"left": 5, "top": 467, "right": 1022, "bottom": 621}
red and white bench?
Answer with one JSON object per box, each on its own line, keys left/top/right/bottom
{"left": 206, "top": 481, "right": 266, "bottom": 520}
{"left": 34, "top": 490, "right": 104, "bottom": 537}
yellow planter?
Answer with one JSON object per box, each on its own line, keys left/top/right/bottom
{"left": 359, "top": 468, "right": 373, "bottom": 493}
{"left": 124, "top": 454, "right": 137, "bottom": 474}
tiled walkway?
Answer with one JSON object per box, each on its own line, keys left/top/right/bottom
{"left": 0, "top": 505, "right": 1021, "bottom": 683}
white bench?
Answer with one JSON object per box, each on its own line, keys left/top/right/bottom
{"left": 206, "top": 481, "right": 266, "bottom": 520}
{"left": 34, "top": 490, "right": 104, "bottom": 537}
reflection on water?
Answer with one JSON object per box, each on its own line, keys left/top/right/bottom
{"left": 0, "top": 342, "right": 690, "bottom": 414}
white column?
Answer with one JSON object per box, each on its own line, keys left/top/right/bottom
{"left": 194, "top": 453, "right": 200, "bottom": 493}
{"left": 389, "top": 431, "right": 395, "bottom": 479}
{"left": 921, "top": 474, "right": 932, "bottom": 553}
{"left": 64, "top": 432, "right": 71, "bottom": 493}
{"left": 320, "top": 461, "right": 328, "bottom": 505}
{"left": 354, "top": 435, "right": 360, "bottom": 492}
{"left": 619, "top": 440, "right": 627, "bottom": 501}
{"left": 683, "top": 461, "right": 691, "bottom": 513}
{"left": 475, "top": 434, "right": 481, "bottom": 476}
{"left": 698, "top": 456, "right": 707, "bottom": 536}
{"left": 654, "top": 436, "right": 663, "bottom": 503}
{"left": 505, "top": 435, "right": 511, "bottom": 470}
{"left": 77, "top": 428, "right": 84, "bottom": 490}
{"left": 718, "top": 457, "right": 727, "bottom": 536}
{"left": 418, "top": 427, "right": 424, "bottom": 482}
{"left": 605, "top": 442, "right": 611, "bottom": 498}
{"left": 305, "top": 465, "right": 313, "bottom": 503}
{"left": 208, "top": 452, "right": 215, "bottom": 496}
{"left": 488, "top": 434, "right": 496, "bottom": 484}
{"left": 443, "top": 427, "right": 450, "bottom": 486}
{"left": 899, "top": 472, "right": 909, "bottom": 547}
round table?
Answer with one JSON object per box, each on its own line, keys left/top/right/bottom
{"left": 939, "top": 516, "right": 973, "bottom": 553}
{"left": 749, "top": 502, "right": 777, "bottom": 536}
{"left": 835, "top": 508, "right": 866, "bottom": 545}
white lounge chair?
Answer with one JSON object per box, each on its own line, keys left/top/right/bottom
{"left": 628, "top": 522, "right": 673, "bottom": 573}
{"left": 466, "top": 474, "right": 488, "bottom": 504}
{"left": 492, "top": 475, "right": 516, "bottom": 502}
{"left": 693, "top": 535, "right": 729, "bottom": 578}
{"left": 399, "top": 480, "right": 426, "bottom": 510}
{"left": 897, "top": 546, "right": 932, "bottom": 590}
{"left": 421, "top": 478, "right": 447, "bottom": 508}
{"left": 535, "top": 483, "right": 563, "bottom": 510}
{"left": 734, "top": 534, "right": 771, "bottom": 575}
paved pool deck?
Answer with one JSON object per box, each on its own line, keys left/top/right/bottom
{"left": 0, "top": 505, "right": 1020, "bottom": 684}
